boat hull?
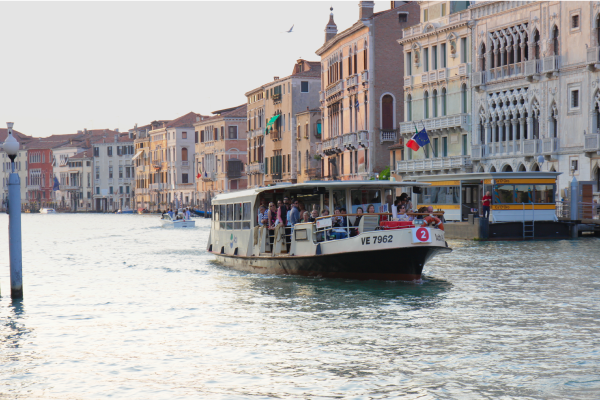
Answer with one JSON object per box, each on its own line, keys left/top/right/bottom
{"left": 213, "top": 245, "right": 450, "bottom": 281}
{"left": 161, "top": 219, "right": 196, "bottom": 228}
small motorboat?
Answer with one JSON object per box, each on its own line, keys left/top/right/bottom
{"left": 138, "top": 208, "right": 150, "bottom": 214}
{"left": 39, "top": 208, "right": 57, "bottom": 214}
{"left": 160, "top": 212, "right": 195, "bottom": 228}
{"left": 116, "top": 208, "right": 134, "bottom": 214}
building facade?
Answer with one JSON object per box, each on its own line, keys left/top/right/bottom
{"left": 316, "top": 1, "right": 420, "bottom": 180}
{"left": 469, "top": 1, "right": 600, "bottom": 195}
{"left": 245, "top": 87, "right": 266, "bottom": 188}
{"left": 195, "top": 105, "right": 248, "bottom": 207}
{"left": 396, "top": 0, "right": 473, "bottom": 179}
{"left": 255, "top": 59, "right": 321, "bottom": 186}
{"left": 295, "top": 108, "right": 323, "bottom": 183}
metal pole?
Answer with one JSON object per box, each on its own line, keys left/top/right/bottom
{"left": 8, "top": 155, "right": 23, "bottom": 298}
{"left": 570, "top": 176, "right": 578, "bottom": 238}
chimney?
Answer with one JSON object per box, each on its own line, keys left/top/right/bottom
{"left": 114, "top": 134, "right": 118, "bottom": 143}
{"left": 84, "top": 128, "right": 88, "bottom": 134}
{"left": 77, "top": 130, "right": 82, "bottom": 134}
{"left": 115, "top": 128, "right": 119, "bottom": 133}
{"left": 196, "top": 116, "right": 200, "bottom": 122}
{"left": 359, "top": 1, "right": 375, "bottom": 20}
{"left": 274, "top": 76, "right": 279, "bottom": 81}
{"left": 85, "top": 138, "right": 90, "bottom": 148}
{"left": 324, "top": 7, "right": 338, "bottom": 43}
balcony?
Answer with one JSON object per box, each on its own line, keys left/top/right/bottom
{"left": 584, "top": 133, "right": 600, "bottom": 153}
{"left": 272, "top": 93, "right": 281, "bottom": 102}
{"left": 421, "top": 72, "right": 428, "bottom": 84}
{"left": 524, "top": 59, "right": 542, "bottom": 80}
{"left": 541, "top": 137, "right": 558, "bottom": 156}
{"left": 152, "top": 160, "right": 162, "bottom": 169}
{"left": 399, "top": 114, "right": 469, "bottom": 136}
{"left": 346, "top": 74, "right": 358, "bottom": 90}
{"left": 306, "top": 168, "right": 322, "bottom": 179}
{"left": 26, "top": 184, "right": 41, "bottom": 190}
{"left": 360, "top": 70, "right": 368, "bottom": 84}
{"left": 342, "top": 132, "right": 358, "bottom": 149}
{"left": 325, "top": 80, "right": 343, "bottom": 100}
{"left": 269, "top": 129, "right": 280, "bottom": 141}
{"left": 396, "top": 156, "right": 472, "bottom": 173}
{"left": 176, "top": 183, "right": 194, "bottom": 190}
{"left": 587, "top": 46, "right": 600, "bottom": 70}
{"left": 181, "top": 161, "right": 189, "bottom": 167}
{"left": 403, "top": 76, "right": 413, "bottom": 87}
{"left": 202, "top": 172, "right": 216, "bottom": 182}
{"left": 471, "top": 144, "right": 483, "bottom": 161}
{"left": 150, "top": 183, "right": 164, "bottom": 191}
{"left": 358, "top": 130, "right": 368, "bottom": 144}
{"left": 380, "top": 129, "right": 398, "bottom": 143}
{"left": 458, "top": 63, "right": 468, "bottom": 76}
{"left": 542, "top": 55, "right": 560, "bottom": 76}
{"left": 472, "top": 71, "right": 486, "bottom": 91}
{"left": 245, "top": 162, "right": 265, "bottom": 175}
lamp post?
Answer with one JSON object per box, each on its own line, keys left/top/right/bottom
{"left": 4, "top": 122, "right": 23, "bottom": 298}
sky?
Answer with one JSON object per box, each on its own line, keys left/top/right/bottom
{"left": 0, "top": 1, "right": 392, "bottom": 138}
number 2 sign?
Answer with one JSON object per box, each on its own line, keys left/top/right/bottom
{"left": 412, "top": 227, "right": 431, "bottom": 243}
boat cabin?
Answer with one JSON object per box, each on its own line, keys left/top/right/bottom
{"left": 410, "top": 172, "right": 560, "bottom": 223}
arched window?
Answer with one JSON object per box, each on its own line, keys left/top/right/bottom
{"left": 363, "top": 41, "right": 368, "bottom": 70}
{"left": 534, "top": 30, "right": 540, "bottom": 60}
{"left": 407, "top": 94, "right": 412, "bottom": 122}
{"left": 432, "top": 90, "right": 438, "bottom": 118}
{"left": 480, "top": 43, "right": 486, "bottom": 71}
{"left": 424, "top": 91, "right": 429, "bottom": 119}
{"left": 461, "top": 84, "right": 467, "bottom": 113}
{"left": 348, "top": 48, "right": 352, "bottom": 75}
{"left": 354, "top": 45, "right": 358, "bottom": 74}
{"left": 552, "top": 26, "right": 559, "bottom": 55}
{"left": 441, "top": 88, "right": 447, "bottom": 116}
{"left": 182, "top": 148, "right": 188, "bottom": 162}
{"left": 382, "top": 95, "right": 394, "bottom": 129}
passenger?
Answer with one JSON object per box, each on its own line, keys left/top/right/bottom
{"left": 340, "top": 207, "right": 348, "bottom": 227}
{"left": 482, "top": 191, "right": 492, "bottom": 219}
{"left": 267, "top": 202, "right": 277, "bottom": 245}
{"left": 168, "top": 209, "right": 174, "bottom": 219}
{"left": 301, "top": 211, "right": 310, "bottom": 223}
{"left": 298, "top": 202, "right": 306, "bottom": 214}
{"left": 185, "top": 208, "right": 191, "bottom": 220}
{"left": 257, "top": 205, "right": 267, "bottom": 226}
{"left": 321, "top": 209, "right": 330, "bottom": 217}
{"left": 289, "top": 200, "right": 300, "bottom": 226}
{"left": 332, "top": 208, "right": 343, "bottom": 227}
{"left": 309, "top": 210, "right": 319, "bottom": 222}
{"left": 366, "top": 204, "right": 376, "bottom": 214}
{"left": 277, "top": 199, "right": 289, "bottom": 251}
{"left": 351, "top": 207, "right": 364, "bottom": 237}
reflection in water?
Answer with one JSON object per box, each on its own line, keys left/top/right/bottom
{"left": 0, "top": 215, "right": 598, "bottom": 399}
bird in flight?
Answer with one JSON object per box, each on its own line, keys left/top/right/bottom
{"left": 283, "top": 24, "right": 294, "bottom": 33}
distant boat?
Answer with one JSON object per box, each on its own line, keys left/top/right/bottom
{"left": 40, "top": 208, "right": 57, "bottom": 214}
{"left": 138, "top": 208, "right": 150, "bottom": 214}
{"left": 160, "top": 212, "right": 195, "bottom": 228}
{"left": 116, "top": 207, "right": 134, "bottom": 214}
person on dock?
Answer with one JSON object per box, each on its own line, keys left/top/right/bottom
{"left": 482, "top": 191, "right": 492, "bottom": 219}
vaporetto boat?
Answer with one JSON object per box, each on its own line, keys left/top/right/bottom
{"left": 207, "top": 181, "right": 451, "bottom": 281}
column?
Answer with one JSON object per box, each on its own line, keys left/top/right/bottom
{"left": 491, "top": 121, "right": 497, "bottom": 154}
{"left": 526, "top": 117, "right": 533, "bottom": 140}
{"left": 494, "top": 50, "right": 499, "bottom": 68}
{"left": 511, "top": 119, "right": 518, "bottom": 154}
{"left": 520, "top": 43, "right": 526, "bottom": 62}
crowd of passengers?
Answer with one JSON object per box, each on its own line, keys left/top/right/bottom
{"left": 255, "top": 193, "right": 441, "bottom": 245}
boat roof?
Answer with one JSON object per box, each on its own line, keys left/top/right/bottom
{"left": 409, "top": 172, "right": 561, "bottom": 183}
{"left": 212, "top": 180, "right": 430, "bottom": 202}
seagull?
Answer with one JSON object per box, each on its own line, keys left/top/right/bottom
{"left": 282, "top": 24, "right": 294, "bottom": 33}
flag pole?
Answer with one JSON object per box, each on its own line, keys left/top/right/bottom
{"left": 420, "top": 120, "right": 436, "bottom": 158}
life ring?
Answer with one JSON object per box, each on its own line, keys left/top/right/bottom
{"left": 424, "top": 216, "right": 444, "bottom": 231}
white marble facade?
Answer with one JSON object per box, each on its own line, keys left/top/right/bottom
{"left": 469, "top": 1, "right": 600, "bottom": 196}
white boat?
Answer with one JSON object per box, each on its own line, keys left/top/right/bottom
{"left": 207, "top": 181, "right": 451, "bottom": 281}
{"left": 160, "top": 213, "right": 195, "bottom": 228}
{"left": 116, "top": 207, "right": 134, "bottom": 214}
{"left": 39, "top": 208, "right": 57, "bottom": 214}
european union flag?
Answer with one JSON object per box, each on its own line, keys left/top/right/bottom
{"left": 414, "top": 128, "right": 430, "bottom": 147}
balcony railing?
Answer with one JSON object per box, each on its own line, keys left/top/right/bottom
{"left": 403, "top": 76, "right": 413, "bottom": 87}
{"left": 472, "top": 71, "right": 486, "bottom": 89}
{"left": 587, "top": 46, "right": 600, "bottom": 66}
{"left": 360, "top": 70, "right": 368, "bottom": 84}
{"left": 421, "top": 73, "right": 428, "bottom": 83}
{"left": 181, "top": 161, "right": 189, "bottom": 166}
{"left": 542, "top": 55, "right": 559, "bottom": 75}
{"left": 524, "top": 59, "right": 542, "bottom": 78}
{"left": 380, "top": 129, "right": 397, "bottom": 143}
{"left": 245, "top": 162, "right": 265, "bottom": 175}
{"left": 325, "top": 81, "right": 343, "bottom": 99}
{"left": 358, "top": 130, "right": 368, "bottom": 144}
{"left": 342, "top": 132, "right": 358, "bottom": 149}
{"left": 26, "top": 184, "right": 41, "bottom": 190}
{"left": 201, "top": 172, "right": 216, "bottom": 182}
{"left": 346, "top": 74, "right": 358, "bottom": 88}
{"left": 396, "top": 156, "right": 472, "bottom": 173}
{"left": 149, "top": 183, "right": 165, "bottom": 191}
{"left": 471, "top": 144, "right": 483, "bottom": 160}
{"left": 584, "top": 133, "right": 600, "bottom": 152}
{"left": 399, "top": 114, "right": 469, "bottom": 135}
{"left": 541, "top": 137, "right": 558, "bottom": 155}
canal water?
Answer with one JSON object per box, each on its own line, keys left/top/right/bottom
{"left": 0, "top": 214, "right": 599, "bottom": 399}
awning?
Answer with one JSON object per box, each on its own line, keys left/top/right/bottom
{"left": 131, "top": 150, "right": 144, "bottom": 161}
{"left": 265, "top": 114, "right": 280, "bottom": 128}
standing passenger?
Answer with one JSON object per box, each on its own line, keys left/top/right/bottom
{"left": 482, "top": 191, "right": 492, "bottom": 219}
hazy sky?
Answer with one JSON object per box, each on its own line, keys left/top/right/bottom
{"left": 1, "top": 1, "right": 391, "bottom": 137}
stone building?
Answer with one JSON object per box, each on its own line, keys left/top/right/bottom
{"left": 68, "top": 149, "right": 94, "bottom": 211}
{"left": 246, "top": 59, "right": 321, "bottom": 186}
{"left": 315, "top": 1, "right": 420, "bottom": 180}
{"left": 0, "top": 129, "right": 31, "bottom": 209}
{"left": 132, "top": 121, "right": 168, "bottom": 211}
{"left": 194, "top": 104, "right": 248, "bottom": 207}
{"left": 245, "top": 86, "right": 266, "bottom": 188}
{"left": 469, "top": 1, "right": 600, "bottom": 194}
{"left": 294, "top": 108, "right": 323, "bottom": 183}
{"left": 396, "top": 1, "right": 473, "bottom": 179}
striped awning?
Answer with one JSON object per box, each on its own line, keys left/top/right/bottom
{"left": 131, "top": 151, "right": 143, "bottom": 161}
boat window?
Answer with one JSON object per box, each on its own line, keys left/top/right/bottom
{"left": 351, "top": 189, "right": 382, "bottom": 212}
{"left": 384, "top": 189, "right": 394, "bottom": 212}
{"left": 219, "top": 205, "right": 226, "bottom": 229}
{"left": 514, "top": 185, "right": 533, "bottom": 204}
{"left": 332, "top": 190, "right": 346, "bottom": 211}
{"left": 417, "top": 186, "right": 460, "bottom": 205}
{"left": 534, "top": 185, "right": 554, "bottom": 204}
{"left": 242, "top": 202, "right": 252, "bottom": 229}
{"left": 226, "top": 204, "right": 234, "bottom": 230}
{"left": 213, "top": 205, "right": 219, "bottom": 221}
{"left": 494, "top": 185, "right": 515, "bottom": 204}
